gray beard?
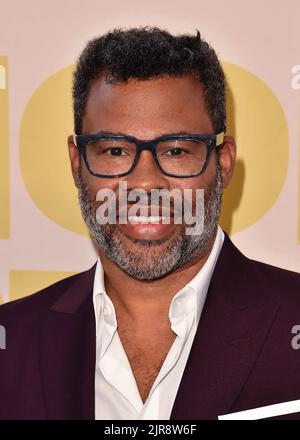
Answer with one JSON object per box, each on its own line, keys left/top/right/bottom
{"left": 77, "top": 164, "right": 223, "bottom": 281}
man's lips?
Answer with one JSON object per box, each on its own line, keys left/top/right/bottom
{"left": 118, "top": 220, "right": 176, "bottom": 240}
{"left": 116, "top": 206, "right": 178, "bottom": 239}
{"left": 117, "top": 206, "right": 176, "bottom": 222}
{"left": 127, "top": 215, "right": 171, "bottom": 224}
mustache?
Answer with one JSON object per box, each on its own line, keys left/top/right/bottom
{"left": 95, "top": 187, "right": 187, "bottom": 218}
{"left": 87, "top": 190, "right": 209, "bottom": 219}
{"left": 78, "top": 175, "right": 215, "bottom": 220}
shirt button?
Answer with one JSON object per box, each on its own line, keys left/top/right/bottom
{"left": 103, "top": 307, "right": 111, "bottom": 316}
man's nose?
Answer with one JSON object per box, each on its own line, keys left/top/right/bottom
{"left": 123, "top": 150, "right": 170, "bottom": 192}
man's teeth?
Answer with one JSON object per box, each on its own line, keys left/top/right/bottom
{"left": 128, "top": 215, "right": 170, "bottom": 224}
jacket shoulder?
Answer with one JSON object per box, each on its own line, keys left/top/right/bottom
{"left": 222, "top": 233, "right": 300, "bottom": 304}
{"left": 248, "top": 256, "right": 300, "bottom": 302}
{"left": 0, "top": 266, "right": 95, "bottom": 323}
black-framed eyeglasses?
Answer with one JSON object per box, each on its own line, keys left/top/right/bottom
{"left": 73, "top": 131, "right": 224, "bottom": 178}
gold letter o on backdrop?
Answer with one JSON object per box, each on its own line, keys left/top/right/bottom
{"left": 19, "top": 62, "right": 289, "bottom": 236}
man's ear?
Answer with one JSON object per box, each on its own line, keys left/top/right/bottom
{"left": 68, "top": 134, "right": 80, "bottom": 188}
{"left": 218, "top": 135, "right": 236, "bottom": 188}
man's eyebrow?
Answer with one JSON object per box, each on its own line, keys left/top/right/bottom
{"left": 93, "top": 130, "right": 128, "bottom": 136}
{"left": 91, "top": 130, "right": 201, "bottom": 137}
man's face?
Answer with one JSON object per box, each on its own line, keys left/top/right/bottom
{"left": 68, "top": 74, "right": 235, "bottom": 280}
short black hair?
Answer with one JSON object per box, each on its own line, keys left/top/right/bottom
{"left": 72, "top": 26, "right": 226, "bottom": 135}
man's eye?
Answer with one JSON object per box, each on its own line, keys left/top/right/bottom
{"left": 104, "top": 147, "right": 126, "bottom": 156}
{"left": 166, "top": 148, "right": 186, "bottom": 156}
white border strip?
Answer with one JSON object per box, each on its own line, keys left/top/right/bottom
{"left": 218, "top": 399, "right": 300, "bottom": 420}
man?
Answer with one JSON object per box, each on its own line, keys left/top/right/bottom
{"left": 1, "top": 27, "right": 300, "bottom": 420}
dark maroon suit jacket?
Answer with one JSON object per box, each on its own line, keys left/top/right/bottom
{"left": 1, "top": 233, "right": 300, "bottom": 420}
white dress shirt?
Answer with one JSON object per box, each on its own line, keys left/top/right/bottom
{"left": 93, "top": 225, "right": 225, "bottom": 420}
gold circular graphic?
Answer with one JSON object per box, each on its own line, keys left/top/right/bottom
{"left": 220, "top": 62, "right": 289, "bottom": 234}
{"left": 20, "top": 66, "right": 89, "bottom": 236}
{"left": 20, "top": 62, "right": 289, "bottom": 235}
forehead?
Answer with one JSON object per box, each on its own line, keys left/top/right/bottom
{"left": 82, "top": 74, "right": 213, "bottom": 136}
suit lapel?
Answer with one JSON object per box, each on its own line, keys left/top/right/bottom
{"left": 39, "top": 265, "right": 96, "bottom": 419}
{"left": 38, "top": 235, "right": 280, "bottom": 420}
{"left": 170, "top": 234, "right": 280, "bottom": 420}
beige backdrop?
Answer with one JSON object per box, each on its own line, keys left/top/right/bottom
{"left": 0, "top": 0, "right": 299, "bottom": 303}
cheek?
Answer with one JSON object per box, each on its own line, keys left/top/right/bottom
{"left": 168, "top": 154, "right": 217, "bottom": 192}
{"left": 81, "top": 167, "right": 119, "bottom": 195}
{"left": 169, "top": 177, "right": 208, "bottom": 193}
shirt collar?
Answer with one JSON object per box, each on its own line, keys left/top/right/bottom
{"left": 93, "top": 225, "right": 224, "bottom": 334}
{"left": 92, "top": 256, "right": 117, "bottom": 332}
{"left": 169, "top": 225, "right": 224, "bottom": 328}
